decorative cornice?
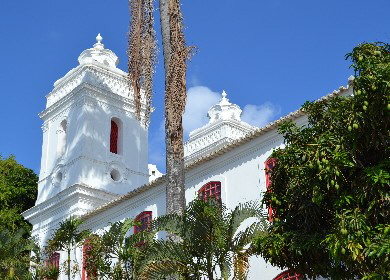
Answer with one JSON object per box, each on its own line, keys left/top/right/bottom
{"left": 80, "top": 176, "right": 166, "bottom": 221}
{"left": 22, "top": 184, "right": 119, "bottom": 224}
{"left": 47, "top": 64, "right": 127, "bottom": 103}
{"left": 185, "top": 132, "right": 283, "bottom": 183}
{"left": 184, "top": 119, "right": 255, "bottom": 159}
{"left": 41, "top": 65, "right": 152, "bottom": 128}
{"left": 38, "top": 155, "right": 149, "bottom": 184}
{"left": 81, "top": 185, "right": 166, "bottom": 230}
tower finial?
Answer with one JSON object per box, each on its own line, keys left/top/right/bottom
{"left": 220, "top": 90, "right": 230, "bottom": 105}
{"left": 93, "top": 33, "right": 104, "bottom": 50}
{"left": 96, "top": 33, "right": 103, "bottom": 44}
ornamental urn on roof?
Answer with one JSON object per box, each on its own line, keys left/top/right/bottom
{"left": 78, "top": 33, "right": 119, "bottom": 67}
{"left": 207, "top": 90, "right": 242, "bottom": 123}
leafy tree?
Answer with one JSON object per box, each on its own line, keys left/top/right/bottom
{"left": 84, "top": 218, "right": 151, "bottom": 280}
{"left": 140, "top": 199, "right": 265, "bottom": 279}
{"left": 46, "top": 216, "right": 90, "bottom": 280}
{"left": 256, "top": 42, "right": 390, "bottom": 279}
{"left": 0, "top": 155, "right": 38, "bottom": 233}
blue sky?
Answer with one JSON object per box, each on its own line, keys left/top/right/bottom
{"left": 0, "top": 0, "right": 389, "bottom": 173}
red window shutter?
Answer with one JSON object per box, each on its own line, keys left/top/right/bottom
{"left": 265, "top": 158, "right": 277, "bottom": 221}
{"left": 82, "top": 243, "right": 88, "bottom": 280}
{"left": 273, "top": 270, "right": 303, "bottom": 280}
{"left": 46, "top": 252, "right": 60, "bottom": 268}
{"left": 198, "top": 181, "right": 222, "bottom": 205}
{"left": 110, "top": 120, "right": 118, "bottom": 154}
{"left": 82, "top": 240, "right": 97, "bottom": 280}
{"left": 134, "top": 211, "right": 153, "bottom": 234}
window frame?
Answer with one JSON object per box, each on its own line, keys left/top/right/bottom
{"left": 198, "top": 181, "right": 222, "bottom": 205}
{"left": 110, "top": 120, "right": 119, "bottom": 154}
{"left": 273, "top": 270, "right": 303, "bottom": 280}
{"left": 134, "top": 211, "right": 153, "bottom": 234}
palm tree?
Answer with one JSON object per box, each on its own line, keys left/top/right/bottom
{"left": 140, "top": 199, "right": 266, "bottom": 279}
{"left": 46, "top": 216, "right": 90, "bottom": 280}
{"left": 0, "top": 228, "right": 36, "bottom": 280}
{"left": 159, "top": 0, "right": 189, "bottom": 216}
{"left": 128, "top": 0, "right": 189, "bottom": 217}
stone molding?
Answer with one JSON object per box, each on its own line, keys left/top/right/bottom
{"left": 23, "top": 184, "right": 120, "bottom": 232}
{"left": 41, "top": 69, "right": 151, "bottom": 128}
{"left": 38, "top": 155, "right": 149, "bottom": 185}
{"left": 184, "top": 119, "right": 255, "bottom": 160}
{"left": 81, "top": 185, "right": 165, "bottom": 231}
{"left": 185, "top": 137, "right": 232, "bottom": 162}
{"left": 47, "top": 64, "right": 128, "bottom": 106}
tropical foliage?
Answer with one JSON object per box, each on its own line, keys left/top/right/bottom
{"left": 46, "top": 217, "right": 90, "bottom": 280}
{"left": 0, "top": 155, "right": 38, "bottom": 233}
{"left": 256, "top": 42, "right": 390, "bottom": 279}
{"left": 0, "top": 228, "right": 37, "bottom": 280}
{"left": 140, "top": 199, "right": 266, "bottom": 280}
{"left": 37, "top": 199, "right": 264, "bottom": 280}
{"left": 82, "top": 218, "right": 153, "bottom": 280}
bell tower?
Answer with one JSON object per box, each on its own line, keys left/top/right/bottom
{"left": 23, "top": 34, "right": 150, "bottom": 238}
{"left": 35, "top": 34, "right": 150, "bottom": 205}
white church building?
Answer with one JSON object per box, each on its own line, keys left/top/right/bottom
{"left": 22, "top": 34, "right": 352, "bottom": 280}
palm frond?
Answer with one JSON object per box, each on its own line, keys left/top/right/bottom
{"left": 233, "top": 222, "right": 265, "bottom": 250}
{"left": 140, "top": 260, "right": 189, "bottom": 280}
{"left": 150, "top": 212, "right": 184, "bottom": 235}
{"left": 233, "top": 251, "right": 250, "bottom": 280}
{"left": 228, "top": 201, "right": 265, "bottom": 239}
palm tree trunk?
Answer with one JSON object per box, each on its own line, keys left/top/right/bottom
{"left": 159, "top": 0, "right": 170, "bottom": 69}
{"left": 67, "top": 248, "right": 71, "bottom": 280}
{"left": 159, "top": 0, "right": 187, "bottom": 217}
{"left": 207, "top": 257, "right": 214, "bottom": 280}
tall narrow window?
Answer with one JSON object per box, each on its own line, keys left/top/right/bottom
{"left": 110, "top": 120, "right": 119, "bottom": 154}
{"left": 57, "top": 119, "right": 67, "bottom": 157}
{"left": 82, "top": 239, "right": 97, "bottom": 280}
{"left": 273, "top": 270, "right": 303, "bottom": 280}
{"left": 45, "top": 252, "right": 60, "bottom": 268}
{"left": 198, "top": 181, "right": 222, "bottom": 205}
{"left": 265, "top": 157, "right": 277, "bottom": 221}
{"left": 134, "top": 211, "right": 153, "bottom": 234}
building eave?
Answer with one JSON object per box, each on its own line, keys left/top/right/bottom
{"left": 22, "top": 184, "right": 119, "bottom": 222}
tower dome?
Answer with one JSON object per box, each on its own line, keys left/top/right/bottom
{"left": 184, "top": 90, "right": 256, "bottom": 162}
{"left": 207, "top": 90, "right": 242, "bottom": 123}
{"left": 78, "top": 33, "right": 119, "bottom": 67}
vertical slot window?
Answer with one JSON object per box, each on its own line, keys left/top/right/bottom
{"left": 110, "top": 120, "right": 119, "bottom": 154}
